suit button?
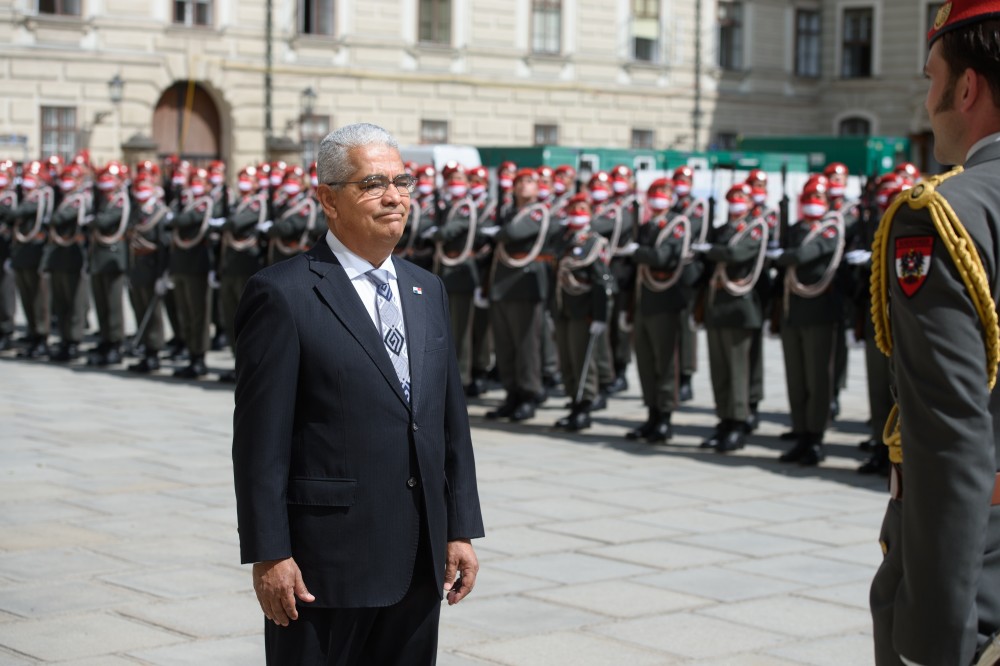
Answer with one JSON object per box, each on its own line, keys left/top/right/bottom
{"left": 406, "top": 477, "right": 418, "bottom": 488}
{"left": 412, "top": 422, "right": 419, "bottom": 432}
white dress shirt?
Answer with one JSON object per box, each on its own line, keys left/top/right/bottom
{"left": 325, "top": 230, "right": 407, "bottom": 342}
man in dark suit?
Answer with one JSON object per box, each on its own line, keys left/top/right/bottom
{"left": 869, "top": 4, "right": 1000, "bottom": 664}
{"left": 233, "top": 122, "right": 485, "bottom": 665}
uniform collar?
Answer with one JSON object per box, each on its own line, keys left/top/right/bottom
{"left": 965, "top": 131, "right": 1000, "bottom": 164}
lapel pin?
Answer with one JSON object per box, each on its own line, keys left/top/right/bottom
{"left": 412, "top": 286, "right": 423, "bottom": 295}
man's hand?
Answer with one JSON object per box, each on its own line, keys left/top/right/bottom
{"left": 252, "top": 557, "right": 315, "bottom": 626}
{"left": 443, "top": 539, "right": 479, "bottom": 606}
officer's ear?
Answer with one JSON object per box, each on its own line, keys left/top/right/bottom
{"left": 317, "top": 184, "right": 338, "bottom": 221}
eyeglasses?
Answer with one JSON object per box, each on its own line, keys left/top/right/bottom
{"left": 326, "top": 174, "right": 416, "bottom": 198}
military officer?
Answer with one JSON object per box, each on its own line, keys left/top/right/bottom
{"left": 745, "top": 168, "right": 777, "bottom": 431}
{"left": 671, "top": 165, "right": 707, "bottom": 402}
{"left": 266, "top": 166, "right": 316, "bottom": 265}
{"left": 769, "top": 177, "right": 845, "bottom": 466}
{"left": 11, "top": 160, "right": 54, "bottom": 358}
{"left": 693, "top": 183, "right": 768, "bottom": 453}
{"left": 125, "top": 175, "right": 171, "bottom": 374}
{"left": 43, "top": 164, "right": 91, "bottom": 362}
{"left": 467, "top": 165, "right": 497, "bottom": 395}
{"left": 586, "top": 172, "right": 619, "bottom": 402}
{"left": 394, "top": 164, "right": 437, "bottom": 270}
{"left": 551, "top": 164, "right": 577, "bottom": 213}
{"left": 869, "top": 4, "right": 1000, "bottom": 663}
{"left": 0, "top": 160, "right": 18, "bottom": 351}
{"left": 552, "top": 193, "right": 614, "bottom": 431}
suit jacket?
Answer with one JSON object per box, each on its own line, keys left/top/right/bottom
{"left": 871, "top": 140, "right": 1000, "bottom": 665}
{"left": 232, "top": 238, "right": 484, "bottom": 608}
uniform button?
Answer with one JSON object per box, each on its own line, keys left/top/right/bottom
{"left": 412, "top": 422, "right": 419, "bottom": 432}
{"left": 406, "top": 477, "right": 418, "bottom": 488}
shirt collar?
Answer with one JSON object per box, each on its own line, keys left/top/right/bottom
{"left": 965, "top": 131, "right": 1000, "bottom": 164}
{"left": 325, "top": 229, "right": 397, "bottom": 281}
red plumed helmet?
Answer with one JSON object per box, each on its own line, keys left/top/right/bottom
{"left": 823, "top": 162, "right": 849, "bottom": 178}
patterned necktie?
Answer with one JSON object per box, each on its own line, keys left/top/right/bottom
{"left": 365, "top": 269, "right": 411, "bottom": 402}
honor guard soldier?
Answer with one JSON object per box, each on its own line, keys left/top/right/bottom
{"left": 552, "top": 193, "right": 614, "bottom": 431}
{"left": 627, "top": 177, "right": 698, "bottom": 443}
{"left": 267, "top": 166, "right": 317, "bottom": 264}
{"left": 745, "top": 169, "right": 778, "bottom": 431}
{"left": 585, "top": 172, "right": 620, "bottom": 402}
{"left": 44, "top": 163, "right": 92, "bottom": 362}
{"left": 85, "top": 162, "right": 131, "bottom": 366}
{"left": 671, "top": 165, "right": 708, "bottom": 402}
{"left": 497, "top": 160, "right": 517, "bottom": 217}
{"left": 125, "top": 175, "right": 171, "bottom": 374}
{"left": 893, "top": 161, "right": 921, "bottom": 189}
{"left": 486, "top": 168, "right": 555, "bottom": 421}
{"left": 169, "top": 167, "right": 215, "bottom": 378}
{"left": 11, "top": 160, "right": 54, "bottom": 358}
{"left": 769, "top": 176, "right": 845, "bottom": 466}
{"left": 600, "top": 164, "right": 639, "bottom": 393}
{"left": 0, "top": 160, "right": 17, "bottom": 351}
{"left": 394, "top": 164, "right": 437, "bottom": 269}
{"left": 693, "top": 183, "right": 768, "bottom": 453}
{"left": 869, "top": 3, "right": 1000, "bottom": 663}
{"left": 552, "top": 164, "right": 577, "bottom": 206}
{"left": 467, "top": 165, "right": 498, "bottom": 395}
{"left": 535, "top": 166, "right": 563, "bottom": 391}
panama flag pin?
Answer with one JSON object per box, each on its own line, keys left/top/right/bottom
{"left": 412, "top": 286, "right": 423, "bottom": 295}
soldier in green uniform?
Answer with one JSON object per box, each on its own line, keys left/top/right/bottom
{"left": 486, "top": 168, "right": 556, "bottom": 421}
{"left": 0, "top": 160, "right": 20, "bottom": 351}
{"left": 125, "top": 175, "right": 172, "bottom": 374}
{"left": 670, "top": 166, "right": 707, "bottom": 402}
{"left": 393, "top": 164, "right": 437, "bottom": 271}
{"left": 468, "top": 165, "right": 497, "bottom": 396}
{"left": 869, "top": 4, "right": 1000, "bottom": 663}
{"left": 693, "top": 183, "right": 767, "bottom": 453}
{"left": 169, "top": 167, "right": 215, "bottom": 378}
{"left": 267, "top": 167, "right": 317, "bottom": 265}
{"left": 586, "top": 173, "right": 619, "bottom": 405}
{"left": 85, "top": 162, "right": 131, "bottom": 366}
{"left": 10, "top": 161, "right": 54, "bottom": 358}
{"left": 745, "top": 169, "right": 778, "bottom": 432}
{"left": 43, "top": 164, "right": 91, "bottom": 362}
{"left": 769, "top": 177, "right": 844, "bottom": 466}
{"left": 552, "top": 193, "right": 614, "bottom": 431}
{"left": 627, "top": 178, "right": 698, "bottom": 443}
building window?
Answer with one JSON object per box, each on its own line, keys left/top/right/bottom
{"left": 419, "top": 0, "right": 451, "bottom": 45}
{"left": 718, "top": 2, "right": 744, "bottom": 71}
{"left": 841, "top": 7, "right": 873, "bottom": 78}
{"left": 300, "top": 0, "right": 334, "bottom": 36}
{"left": 41, "top": 106, "right": 77, "bottom": 162}
{"left": 839, "top": 116, "right": 871, "bottom": 136}
{"left": 174, "top": 0, "right": 213, "bottom": 26}
{"left": 38, "top": 0, "right": 81, "bottom": 15}
{"left": 300, "top": 115, "right": 329, "bottom": 169}
{"left": 631, "top": 129, "right": 655, "bottom": 149}
{"left": 531, "top": 0, "right": 561, "bottom": 55}
{"left": 632, "top": 0, "right": 660, "bottom": 63}
{"left": 421, "top": 120, "right": 448, "bottom": 144}
{"left": 534, "top": 124, "right": 559, "bottom": 146}
{"left": 795, "top": 9, "right": 821, "bottom": 77}
{"left": 713, "top": 132, "right": 738, "bottom": 150}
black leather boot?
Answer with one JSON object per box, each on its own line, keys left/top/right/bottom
{"left": 174, "top": 354, "right": 208, "bottom": 379}
{"left": 798, "top": 433, "right": 826, "bottom": 466}
{"left": 128, "top": 353, "right": 161, "bottom": 374}
{"left": 779, "top": 433, "right": 810, "bottom": 463}
{"left": 565, "top": 400, "right": 593, "bottom": 431}
{"left": 646, "top": 411, "right": 672, "bottom": 443}
{"left": 716, "top": 421, "right": 746, "bottom": 453}
{"left": 486, "top": 394, "right": 518, "bottom": 419}
{"left": 700, "top": 421, "right": 728, "bottom": 449}
{"left": 626, "top": 408, "right": 658, "bottom": 440}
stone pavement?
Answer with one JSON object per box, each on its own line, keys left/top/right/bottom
{"left": 0, "top": 329, "right": 887, "bottom": 665}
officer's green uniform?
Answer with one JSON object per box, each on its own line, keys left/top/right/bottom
{"left": 488, "top": 202, "right": 557, "bottom": 419}
{"left": 10, "top": 187, "right": 53, "bottom": 354}
{"left": 433, "top": 196, "right": 480, "bottom": 387}
{"left": 88, "top": 188, "right": 130, "bottom": 363}
{"left": 589, "top": 203, "right": 623, "bottom": 389}
{"left": 591, "top": 198, "right": 638, "bottom": 390}
{"left": 43, "top": 189, "right": 91, "bottom": 358}
{"left": 830, "top": 197, "right": 861, "bottom": 416}
{"left": 773, "top": 216, "right": 843, "bottom": 463}
{"left": 395, "top": 196, "right": 437, "bottom": 271}
{"left": 127, "top": 196, "right": 171, "bottom": 359}
{"left": 169, "top": 192, "right": 214, "bottom": 365}
{"left": 267, "top": 193, "right": 316, "bottom": 265}
{"left": 747, "top": 205, "right": 779, "bottom": 425}
{"left": 672, "top": 195, "right": 707, "bottom": 397}
{"left": 552, "top": 226, "right": 614, "bottom": 429}
{"left": 0, "top": 188, "right": 20, "bottom": 347}
{"left": 631, "top": 212, "right": 700, "bottom": 441}
{"left": 219, "top": 193, "right": 265, "bottom": 347}
{"left": 870, "top": 142, "right": 1000, "bottom": 666}
{"left": 470, "top": 195, "right": 498, "bottom": 391}
{"left": 701, "top": 216, "right": 766, "bottom": 450}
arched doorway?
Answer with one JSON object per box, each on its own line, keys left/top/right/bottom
{"left": 152, "top": 81, "right": 222, "bottom": 166}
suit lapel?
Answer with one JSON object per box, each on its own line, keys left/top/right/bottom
{"left": 307, "top": 243, "right": 410, "bottom": 410}
{"left": 395, "top": 260, "right": 427, "bottom": 414}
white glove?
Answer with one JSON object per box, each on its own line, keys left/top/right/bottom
{"left": 766, "top": 248, "right": 785, "bottom": 260}
{"left": 2, "top": 258, "right": 11, "bottom": 274}
{"left": 478, "top": 225, "right": 500, "bottom": 238}
{"left": 845, "top": 249, "right": 872, "bottom": 266}
{"left": 256, "top": 220, "right": 274, "bottom": 233}
{"left": 154, "top": 276, "right": 171, "bottom": 296}
{"left": 689, "top": 242, "right": 712, "bottom": 253}
{"left": 617, "top": 241, "right": 639, "bottom": 257}
{"left": 208, "top": 270, "right": 220, "bottom": 289}
{"left": 473, "top": 287, "right": 490, "bottom": 310}
{"left": 209, "top": 217, "right": 227, "bottom": 228}
{"left": 79, "top": 214, "right": 94, "bottom": 227}
{"left": 589, "top": 320, "right": 608, "bottom": 336}
{"left": 419, "top": 225, "right": 439, "bottom": 240}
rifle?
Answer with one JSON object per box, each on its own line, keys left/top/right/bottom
{"left": 707, "top": 163, "right": 718, "bottom": 238}
{"left": 777, "top": 161, "right": 790, "bottom": 251}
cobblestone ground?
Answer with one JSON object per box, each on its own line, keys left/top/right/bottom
{"left": 0, "top": 321, "right": 886, "bottom": 665}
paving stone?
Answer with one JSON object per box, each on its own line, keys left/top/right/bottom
{"left": 539, "top": 517, "right": 681, "bottom": 544}
{"left": 527, "top": 580, "right": 710, "bottom": 618}
{"left": 1, "top": 521, "right": 113, "bottom": 551}
{"left": 101, "top": 564, "right": 247, "bottom": 600}
{"left": 678, "top": 529, "right": 817, "bottom": 558}
{"left": 765, "top": 631, "right": 876, "bottom": 666}
{"left": 587, "top": 487, "right": 706, "bottom": 512}
{"left": 129, "top": 635, "right": 262, "bottom": 665}
{"left": 638, "top": 567, "right": 803, "bottom": 602}
{"left": 700, "top": 596, "right": 871, "bottom": 639}
{"left": 437, "top": 621, "right": 495, "bottom": 651}
{"left": 478, "top": 526, "right": 601, "bottom": 557}
{"left": 761, "top": 518, "right": 879, "bottom": 547}
{"left": 707, "top": 498, "right": 836, "bottom": 523}
{"left": 0, "top": 547, "right": 126, "bottom": 583}
{"left": 490, "top": 552, "right": 655, "bottom": 585}
{"left": 585, "top": 540, "right": 739, "bottom": 570}
{"left": 797, "top": 581, "right": 873, "bottom": 610}
{"left": 0, "top": 613, "right": 184, "bottom": 661}
{"left": 591, "top": 612, "right": 787, "bottom": 659}
{"left": 459, "top": 630, "right": 675, "bottom": 665}
{"left": 630, "top": 507, "right": 763, "bottom": 534}
{"left": 728, "top": 554, "right": 874, "bottom": 587}
{"left": 0, "top": 581, "right": 146, "bottom": 618}
{"left": 447, "top": 596, "right": 605, "bottom": 638}
{"left": 503, "top": 496, "right": 630, "bottom": 522}
{"left": 119, "top": 591, "right": 261, "bottom": 638}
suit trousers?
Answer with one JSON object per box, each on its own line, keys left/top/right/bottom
{"left": 1, "top": 264, "right": 19, "bottom": 337}
{"left": 634, "top": 308, "right": 681, "bottom": 413}
{"left": 780, "top": 323, "right": 836, "bottom": 435}
{"left": 91, "top": 272, "right": 125, "bottom": 345}
{"left": 128, "top": 284, "right": 165, "bottom": 352}
{"left": 264, "top": 519, "right": 441, "bottom": 666}
{"left": 50, "top": 271, "right": 89, "bottom": 343}
{"left": 555, "top": 315, "right": 598, "bottom": 403}
{"left": 14, "top": 268, "right": 49, "bottom": 338}
{"left": 447, "top": 291, "right": 474, "bottom": 386}
{"left": 172, "top": 273, "right": 210, "bottom": 355}
{"left": 491, "top": 299, "right": 543, "bottom": 400}
{"left": 706, "top": 326, "right": 753, "bottom": 422}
